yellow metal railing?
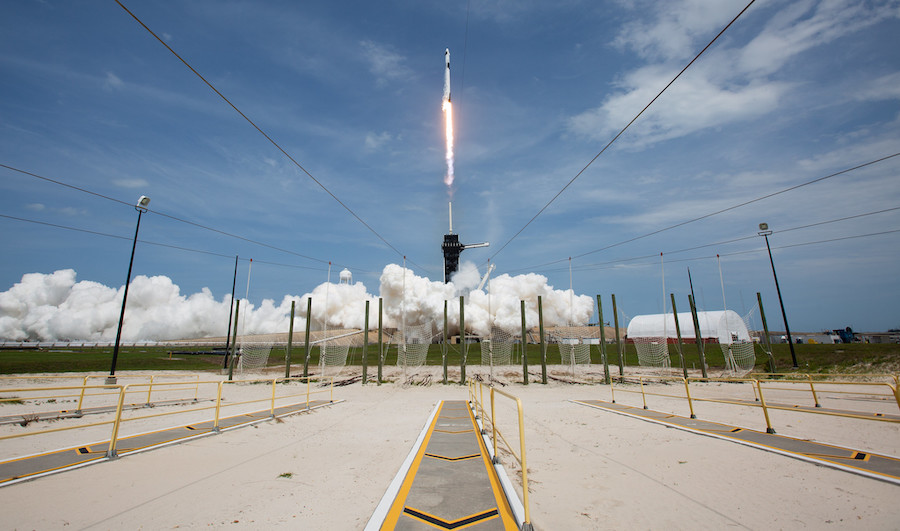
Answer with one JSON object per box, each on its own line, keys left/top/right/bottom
{"left": 0, "top": 375, "right": 335, "bottom": 459}
{"left": 608, "top": 375, "right": 899, "bottom": 435}
{"left": 468, "top": 380, "right": 531, "bottom": 529}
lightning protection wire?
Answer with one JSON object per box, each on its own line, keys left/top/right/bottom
{"left": 520, "top": 151, "right": 900, "bottom": 273}
{"left": 568, "top": 228, "right": 900, "bottom": 273}
{"left": 1, "top": 162, "right": 344, "bottom": 268}
{"left": 485, "top": 0, "right": 758, "bottom": 263}
{"left": 0, "top": 212, "right": 332, "bottom": 271}
{"left": 515, "top": 204, "right": 900, "bottom": 275}
{"left": 114, "top": 0, "right": 427, "bottom": 273}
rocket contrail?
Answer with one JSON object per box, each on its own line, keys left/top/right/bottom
{"left": 443, "top": 48, "right": 454, "bottom": 190}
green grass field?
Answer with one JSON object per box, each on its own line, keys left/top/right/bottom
{"left": 1, "top": 341, "right": 897, "bottom": 375}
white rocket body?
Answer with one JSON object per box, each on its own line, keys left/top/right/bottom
{"left": 443, "top": 48, "right": 451, "bottom": 103}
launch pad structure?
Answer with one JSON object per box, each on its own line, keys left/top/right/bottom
{"left": 441, "top": 202, "right": 488, "bottom": 283}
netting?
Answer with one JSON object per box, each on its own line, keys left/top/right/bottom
{"left": 632, "top": 336, "right": 671, "bottom": 368}
{"left": 319, "top": 343, "right": 351, "bottom": 376}
{"left": 717, "top": 311, "right": 756, "bottom": 376}
{"left": 550, "top": 327, "right": 592, "bottom": 366}
{"left": 237, "top": 341, "right": 273, "bottom": 373}
{"left": 480, "top": 326, "right": 514, "bottom": 366}
{"left": 397, "top": 321, "right": 435, "bottom": 369}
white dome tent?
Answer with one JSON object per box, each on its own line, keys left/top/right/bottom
{"left": 626, "top": 310, "right": 756, "bottom": 375}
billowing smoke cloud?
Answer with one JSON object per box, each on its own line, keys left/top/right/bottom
{"left": 0, "top": 263, "right": 594, "bottom": 342}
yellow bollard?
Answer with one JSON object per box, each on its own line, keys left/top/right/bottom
{"left": 213, "top": 381, "right": 224, "bottom": 432}
{"left": 146, "top": 375, "right": 155, "bottom": 405}
{"left": 683, "top": 378, "right": 696, "bottom": 419}
{"left": 76, "top": 375, "right": 90, "bottom": 412}
{"left": 639, "top": 377, "right": 648, "bottom": 409}
{"left": 106, "top": 385, "right": 128, "bottom": 458}
{"left": 490, "top": 387, "right": 498, "bottom": 463}
{"left": 755, "top": 380, "right": 776, "bottom": 434}
{"left": 807, "top": 375, "right": 821, "bottom": 408}
{"left": 270, "top": 379, "right": 277, "bottom": 418}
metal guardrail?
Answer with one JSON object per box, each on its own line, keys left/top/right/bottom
{"left": 468, "top": 380, "right": 532, "bottom": 531}
{"left": 609, "top": 375, "right": 900, "bottom": 435}
{"left": 0, "top": 376, "right": 334, "bottom": 458}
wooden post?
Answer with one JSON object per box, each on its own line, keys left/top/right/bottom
{"left": 597, "top": 295, "right": 610, "bottom": 385}
{"left": 285, "top": 300, "right": 295, "bottom": 378}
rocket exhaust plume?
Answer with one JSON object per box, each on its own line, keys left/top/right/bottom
{"left": 443, "top": 48, "right": 454, "bottom": 190}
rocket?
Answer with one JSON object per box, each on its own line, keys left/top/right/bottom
{"left": 443, "top": 48, "right": 451, "bottom": 103}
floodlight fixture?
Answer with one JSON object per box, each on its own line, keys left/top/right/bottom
{"left": 136, "top": 195, "right": 151, "bottom": 212}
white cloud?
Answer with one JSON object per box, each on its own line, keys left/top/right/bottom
{"left": 103, "top": 71, "right": 124, "bottom": 91}
{"left": 359, "top": 40, "right": 413, "bottom": 86}
{"left": 856, "top": 72, "right": 900, "bottom": 101}
{"left": 612, "top": 0, "right": 745, "bottom": 61}
{"left": 25, "top": 203, "right": 45, "bottom": 211}
{"left": 113, "top": 178, "right": 149, "bottom": 188}
{"left": 570, "top": 0, "right": 900, "bottom": 147}
{"left": 569, "top": 64, "right": 790, "bottom": 145}
{"left": 0, "top": 266, "right": 595, "bottom": 341}
{"left": 364, "top": 131, "right": 392, "bottom": 152}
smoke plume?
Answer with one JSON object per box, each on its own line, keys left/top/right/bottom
{"left": 0, "top": 263, "right": 594, "bottom": 342}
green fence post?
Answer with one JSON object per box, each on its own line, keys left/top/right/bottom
{"left": 688, "top": 294, "right": 708, "bottom": 378}
{"left": 443, "top": 300, "right": 448, "bottom": 385}
{"left": 757, "top": 292, "right": 777, "bottom": 373}
{"left": 363, "top": 300, "right": 369, "bottom": 385}
{"left": 285, "top": 300, "right": 295, "bottom": 378}
{"left": 378, "top": 298, "right": 383, "bottom": 385}
{"left": 521, "top": 300, "right": 529, "bottom": 385}
{"left": 459, "top": 296, "right": 466, "bottom": 385}
{"left": 671, "top": 293, "right": 688, "bottom": 379}
{"left": 612, "top": 294, "right": 624, "bottom": 377}
{"left": 227, "top": 300, "right": 240, "bottom": 381}
{"left": 303, "top": 297, "right": 312, "bottom": 378}
{"left": 597, "top": 295, "right": 610, "bottom": 385}
{"left": 538, "top": 295, "right": 547, "bottom": 384}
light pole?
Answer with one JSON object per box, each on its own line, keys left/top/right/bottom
{"left": 107, "top": 195, "right": 151, "bottom": 384}
{"left": 758, "top": 223, "right": 798, "bottom": 369}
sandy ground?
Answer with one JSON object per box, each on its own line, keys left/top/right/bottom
{"left": 1, "top": 366, "right": 899, "bottom": 530}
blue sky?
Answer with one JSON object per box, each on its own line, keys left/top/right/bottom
{"left": 2, "top": 0, "right": 899, "bottom": 334}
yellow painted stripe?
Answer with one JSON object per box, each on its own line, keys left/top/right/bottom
{"left": 466, "top": 403, "right": 518, "bottom": 529}
{"left": 380, "top": 401, "right": 445, "bottom": 530}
